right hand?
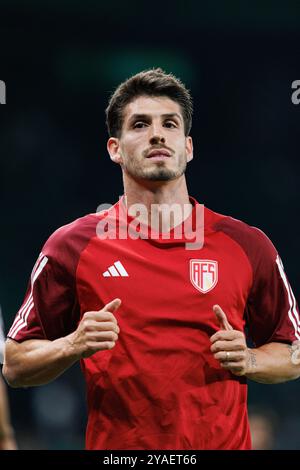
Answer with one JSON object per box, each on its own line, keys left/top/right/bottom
{"left": 70, "top": 298, "right": 121, "bottom": 358}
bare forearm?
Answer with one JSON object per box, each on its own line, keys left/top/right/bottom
{"left": 3, "top": 334, "right": 80, "bottom": 387}
{"left": 4, "top": 299, "right": 121, "bottom": 388}
{"left": 245, "top": 342, "right": 300, "bottom": 384}
{"left": 0, "top": 375, "right": 17, "bottom": 449}
{"left": 0, "top": 375, "right": 14, "bottom": 437}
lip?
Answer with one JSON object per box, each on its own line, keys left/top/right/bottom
{"left": 146, "top": 149, "right": 171, "bottom": 158}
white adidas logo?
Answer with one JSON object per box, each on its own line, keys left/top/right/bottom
{"left": 102, "top": 260, "right": 129, "bottom": 277}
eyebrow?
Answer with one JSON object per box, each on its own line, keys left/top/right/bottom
{"left": 127, "top": 113, "right": 182, "bottom": 125}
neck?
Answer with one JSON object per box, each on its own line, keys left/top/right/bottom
{"left": 122, "top": 173, "right": 192, "bottom": 232}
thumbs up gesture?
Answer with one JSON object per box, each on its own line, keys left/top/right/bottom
{"left": 70, "top": 298, "right": 121, "bottom": 359}
{"left": 210, "top": 305, "right": 249, "bottom": 376}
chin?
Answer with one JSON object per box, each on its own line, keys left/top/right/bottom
{"left": 126, "top": 165, "right": 185, "bottom": 182}
{"left": 146, "top": 172, "right": 177, "bottom": 181}
{"left": 138, "top": 166, "right": 178, "bottom": 180}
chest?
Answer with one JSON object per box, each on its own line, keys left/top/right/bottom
{"left": 76, "top": 233, "right": 252, "bottom": 332}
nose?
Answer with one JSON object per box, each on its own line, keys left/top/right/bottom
{"left": 149, "top": 123, "right": 166, "bottom": 145}
{"left": 149, "top": 133, "right": 165, "bottom": 145}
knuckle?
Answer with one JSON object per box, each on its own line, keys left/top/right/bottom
{"left": 100, "top": 311, "right": 110, "bottom": 320}
{"left": 86, "top": 341, "right": 96, "bottom": 350}
{"left": 109, "top": 332, "right": 118, "bottom": 341}
{"left": 83, "top": 320, "right": 93, "bottom": 330}
{"left": 101, "top": 322, "right": 109, "bottom": 331}
{"left": 109, "top": 323, "right": 117, "bottom": 334}
{"left": 108, "top": 313, "right": 116, "bottom": 322}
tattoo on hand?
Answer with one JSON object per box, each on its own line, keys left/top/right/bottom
{"left": 247, "top": 349, "right": 257, "bottom": 371}
{"left": 287, "top": 345, "right": 294, "bottom": 358}
{"left": 289, "top": 341, "right": 300, "bottom": 365}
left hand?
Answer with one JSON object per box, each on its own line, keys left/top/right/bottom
{"left": 210, "top": 305, "right": 249, "bottom": 376}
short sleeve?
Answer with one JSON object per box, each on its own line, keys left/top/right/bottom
{"left": 245, "top": 229, "right": 300, "bottom": 347}
{"left": 8, "top": 238, "right": 80, "bottom": 343}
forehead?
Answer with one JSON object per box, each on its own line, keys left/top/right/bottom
{"left": 123, "top": 96, "right": 182, "bottom": 121}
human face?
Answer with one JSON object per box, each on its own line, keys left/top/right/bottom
{"left": 107, "top": 96, "right": 193, "bottom": 182}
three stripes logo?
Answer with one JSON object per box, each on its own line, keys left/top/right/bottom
{"left": 102, "top": 260, "right": 129, "bottom": 277}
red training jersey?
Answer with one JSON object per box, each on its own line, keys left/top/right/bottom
{"left": 8, "top": 197, "right": 300, "bottom": 449}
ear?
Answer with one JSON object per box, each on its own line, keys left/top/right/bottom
{"left": 107, "top": 137, "right": 123, "bottom": 164}
{"left": 186, "top": 136, "right": 193, "bottom": 163}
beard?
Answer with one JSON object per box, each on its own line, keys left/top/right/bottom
{"left": 123, "top": 155, "right": 187, "bottom": 182}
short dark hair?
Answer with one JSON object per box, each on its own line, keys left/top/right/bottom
{"left": 105, "top": 68, "right": 193, "bottom": 138}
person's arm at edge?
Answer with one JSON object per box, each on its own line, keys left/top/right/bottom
{"left": 211, "top": 305, "right": 300, "bottom": 385}
{"left": 245, "top": 341, "right": 300, "bottom": 384}
{"left": 0, "top": 374, "right": 17, "bottom": 449}
{"left": 3, "top": 336, "right": 80, "bottom": 387}
{"left": 3, "top": 298, "right": 121, "bottom": 388}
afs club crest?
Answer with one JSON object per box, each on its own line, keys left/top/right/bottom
{"left": 190, "top": 260, "right": 218, "bottom": 293}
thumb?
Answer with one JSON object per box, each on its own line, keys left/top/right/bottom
{"left": 102, "top": 298, "right": 122, "bottom": 313}
{"left": 213, "top": 304, "right": 233, "bottom": 331}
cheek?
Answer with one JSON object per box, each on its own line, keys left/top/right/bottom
{"left": 173, "top": 135, "right": 186, "bottom": 149}
{"left": 121, "top": 136, "right": 143, "bottom": 155}
{"left": 175, "top": 141, "right": 188, "bottom": 157}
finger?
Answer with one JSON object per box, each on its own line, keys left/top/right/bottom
{"left": 86, "top": 311, "right": 119, "bottom": 325}
{"left": 213, "top": 305, "right": 233, "bottom": 331}
{"left": 214, "top": 351, "right": 245, "bottom": 362}
{"left": 210, "top": 330, "right": 242, "bottom": 343}
{"left": 219, "top": 362, "right": 245, "bottom": 375}
{"left": 102, "top": 298, "right": 122, "bottom": 313}
{"left": 86, "top": 330, "right": 119, "bottom": 342}
{"left": 210, "top": 339, "right": 246, "bottom": 353}
{"left": 83, "top": 341, "right": 117, "bottom": 355}
{"left": 85, "top": 320, "right": 120, "bottom": 334}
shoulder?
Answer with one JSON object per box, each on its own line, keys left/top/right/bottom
{"left": 206, "top": 206, "right": 277, "bottom": 260}
{"left": 40, "top": 213, "right": 102, "bottom": 273}
{"left": 44, "top": 213, "right": 99, "bottom": 251}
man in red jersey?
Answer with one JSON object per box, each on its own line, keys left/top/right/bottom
{"left": 3, "top": 69, "right": 300, "bottom": 450}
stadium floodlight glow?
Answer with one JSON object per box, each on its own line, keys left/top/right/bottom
{"left": 0, "top": 80, "right": 6, "bottom": 104}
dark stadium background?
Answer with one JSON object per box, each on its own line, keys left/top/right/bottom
{"left": 0, "top": 1, "right": 299, "bottom": 449}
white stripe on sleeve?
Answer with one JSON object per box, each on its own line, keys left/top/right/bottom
{"left": 8, "top": 254, "right": 48, "bottom": 339}
{"left": 276, "top": 255, "right": 300, "bottom": 340}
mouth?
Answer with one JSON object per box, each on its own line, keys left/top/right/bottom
{"left": 146, "top": 149, "right": 171, "bottom": 161}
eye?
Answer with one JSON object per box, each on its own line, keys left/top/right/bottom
{"left": 164, "top": 121, "right": 177, "bottom": 128}
{"left": 133, "top": 121, "right": 148, "bottom": 128}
